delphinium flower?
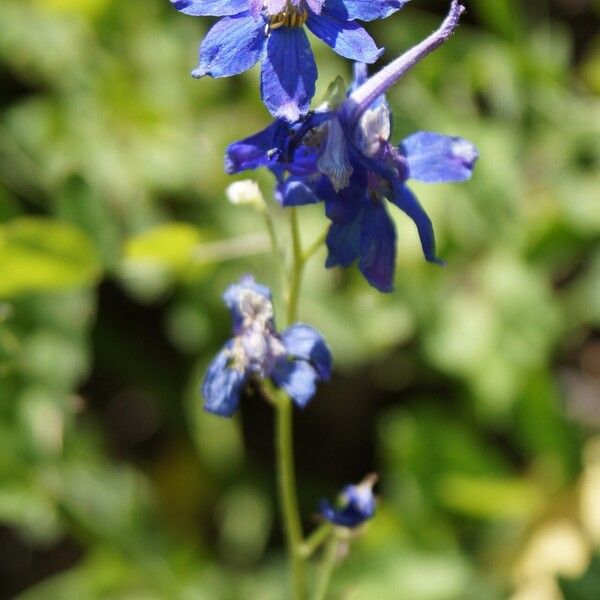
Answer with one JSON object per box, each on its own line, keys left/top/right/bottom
{"left": 320, "top": 473, "right": 378, "bottom": 527}
{"left": 225, "top": 1, "right": 478, "bottom": 291}
{"left": 171, "top": 0, "right": 408, "bottom": 120}
{"left": 203, "top": 275, "right": 332, "bottom": 416}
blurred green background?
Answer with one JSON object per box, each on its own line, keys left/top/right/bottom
{"left": 1, "top": 0, "right": 599, "bottom": 598}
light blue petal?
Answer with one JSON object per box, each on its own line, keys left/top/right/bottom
{"left": 323, "top": 0, "right": 407, "bottom": 22}
{"left": 306, "top": 12, "right": 383, "bottom": 63}
{"left": 261, "top": 28, "right": 317, "bottom": 120}
{"left": 202, "top": 342, "right": 248, "bottom": 417}
{"left": 281, "top": 324, "right": 332, "bottom": 380}
{"left": 171, "top": 0, "right": 249, "bottom": 17}
{"left": 400, "top": 132, "right": 479, "bottom": 183}
{"left": 194, "top": 13, "right": 266, "bottom": 78}
{"left": 389, "top": 183, "right": 442, "bottom": 265}
{"left": 271, "top": 359, "right": 319, "bottom": 408}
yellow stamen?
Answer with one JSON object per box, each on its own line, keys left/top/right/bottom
{"left": 268, "top": 8, "right": 308, "bottom": 31}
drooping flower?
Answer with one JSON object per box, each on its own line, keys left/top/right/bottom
{"left": 320, "top": 473, "right": 377, "bottom": 527}
{"left": 225, "top": 1, "right": 477, "bottom": 292}
{"left": 203, "top": 276, "right": 332, "bottom": 416}
{"left": 171, "top": 0, "right": 407, "bottom": 120}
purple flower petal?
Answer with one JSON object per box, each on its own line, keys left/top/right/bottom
{"left": 323, "top": 0, "right": 407, "bottom": 22}
{"left": 281, "top": 323, "right": 333, "bottom": 379}
{"left": 225, "top": 120, "right": 288, "bottom": 174}
{"left": 277, "top": 178, "right": 321, "bottom": 206}
{"left": 171, "top": 0, "right": 250, "bottom": 16}
{"left": 306, "top": 12, "right": 383, "bottom": 63}
{"left": 261, "top": 27, "right": 317, "bottom": 120}
{"left": 271, "top": 358, "right": 319, "bottom": 408}
{"left": 401, "top": 132, "right": 479, "bottom": 183}
{"left": 325, "top": 216, "right": 361, "bottom": 268}
{"left": 193, "top": 12, "right": 266, "bottom": 79}
{"left": 389, "top": 183, "right": 442, "bottom": 265}
{"left": 359, "top": 200, "right": 396, "bottom": 292}
{"left": 202, "top": 342, "right": 248, "bottom": 417}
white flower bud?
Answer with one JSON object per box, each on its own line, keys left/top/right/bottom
{"left": 226, "top": 179, "right": 265, "bottom": 210}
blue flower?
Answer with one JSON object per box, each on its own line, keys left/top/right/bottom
{"left": 203, "top": 276, "right": 332, "bottom": 416}
{"left": 225, "top": 2, "right": 477, "bottom": 291}
{"left": 320, "top": 474, "right": 377, "bottom": 527}
{"left": 171, "top": 0, "right": 407, "bottom": 120}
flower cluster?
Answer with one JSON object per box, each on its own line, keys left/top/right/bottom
{"left": 171, "top": 0, "right": 476, "bottom": 562}
{"left": 203, "top": 276, "right": 332, "bottom": 416}
{"left": 225, "top": 2, "right": 477, "bottom": 291}
{"left": 171, "top": 0, "right": 406, "bottom": 119}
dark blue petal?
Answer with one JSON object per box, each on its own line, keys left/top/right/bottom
{"left": 323, "top": 0, "right": 407, "bottom": 22}
{"left": 400, "top": 132, "right": 479, "bottom": 183}
{"left": 325, "top": 216, "right": 361, "bottom": 269}
{"left": 277, "top": 178, "right": 321, "bottom": 207}
{"left": 281, "top": 324, "right": 332, "bottom": 380}
{"left": 271, "top": 359, "right": 319, "bottom": 408}
{"left": 389, "top": 183, "right": 442, "bottom": 265}
{"left": 225, "top": 120, "right": 288, "bottom": 174}
{"left": 319, "top": 499, "right": 370, "bottom": 527}
{"left": 323, "top": 180, "right": 363, "bottom": 223}
{"left": 193, "top": 13, "right": 266, "bottom": 79}
{"left": 320, "top": 477, "right": 377, "bottom": 527}
{"left": 202, "top": 342, "right": 248, "bottom": 417}
{"left": 171, "top": 0, "right": 249, "bottom": 16}
{"left": 359, "top": 201, "right": 396, "bottom": 292}
{"left": 306, "top": 13, "right": 383, "bottom": 63}
{"left": 261, "top": 28, "right": 317, "bottom": 120}
{"left": 286, "top": 146, "right": 321, "bottom": 177}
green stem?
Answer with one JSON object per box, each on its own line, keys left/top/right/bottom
{"left": 275, "top": 207, "right": 330, "bottom": 599}
{"left": 287, "top": 207, "right": 304, "bottom": 326}
{"left": 303, "top": 225, "right": 329, "bottom": 264}
{"left": 299, "top": 523, "right": 333, "bottom": 558}
{"left": 276, "top": 207, "right": 307, "bottom": 599}
{"left": 312, "top": 538, "right": 340, "bottom": 600}
{"left": 275, "top": 390, "right": 306, "bottom": 600}
{"left": 262, "top": 209, "right": 286, "bottom": 297}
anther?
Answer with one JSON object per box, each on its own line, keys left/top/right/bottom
{"left": 268, "top": 8, "right": 308, "bottom": 31}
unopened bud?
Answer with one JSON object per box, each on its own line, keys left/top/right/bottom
{"left": 226, "top": 179, "right": 265, "bottom": 211}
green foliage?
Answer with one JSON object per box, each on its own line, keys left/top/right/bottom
{"left": 560, "top": 556, "right": 600, "bottom": 600}
{"left": 0, "top": 0, "right": 599, "bottom": 597}
{"left": 0, "top": 218, "right": 101, "bottom": 297}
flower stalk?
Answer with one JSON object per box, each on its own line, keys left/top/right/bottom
{"left": 277, "top": 205, "right": 329, "bottom": 599}
{"left": 311, "top": 537, "right": 341, "bottom": 600}
{"left": 275, "top": 388, "right": 306, "bottom": 600}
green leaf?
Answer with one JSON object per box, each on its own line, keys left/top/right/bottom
{"left": 124, "top": 223, "right": 201, "bottom": 272}
{"left": 0, "top": 218, "right": 102, "bottom": 298}
{"left": 437, "top": 473, "right": 543, "bottom": 520}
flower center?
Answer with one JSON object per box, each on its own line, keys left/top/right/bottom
{"left": 268, "top": 3, "right": 308, "bottom": 30}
